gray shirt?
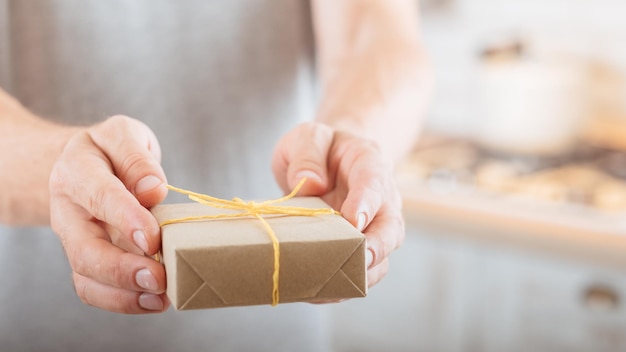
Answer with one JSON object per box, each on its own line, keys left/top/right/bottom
{"left": 0, "top": 1, "right": 329, "bottom": 351}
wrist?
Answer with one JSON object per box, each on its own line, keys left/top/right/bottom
{"left": 0, "top": 109, "right": 83, "bottom": 225}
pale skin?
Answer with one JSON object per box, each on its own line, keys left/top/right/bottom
{"left": 0, "top": 0, "right": 430, "bottom": 313}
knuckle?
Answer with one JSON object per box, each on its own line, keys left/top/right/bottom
{"left": 119, "top": 151, "right": 152, "bottom": 182}
{"left": 72, "top": 273, "right": 91, "bottom": 306}
{"left": 49, "top": 159, "right": 76, "bottom": 197}
{"left": 88, "top": 187, "right": 110, "bottom": 220}
{"left": 352, "top": 159, "right": 390, "bottom": 192}
{"left": 48, "top": 165, "right": 65, "bottom": 192}
{"left": 369, "top": 213, "right": 404, "bottom": 265}
{"left": 50, "top": 220, "right": 85, "bottom": 273}
{"left": 364, "top": 175, "right": 386, "bottom": 196}
{"left": 121, "top": 294, "right": 140, "bottom": 313}
{"left": 368, "top": 234, "right": 386, "bottom": 268}
{"left": 378, "top": 236, "right": 389, "bottom": 261}
{"left": 59, "top": 235, "right": 74, "bottom": 262}
{"left": 88, "top": 187, "right": 128, "bottom": 227}
{"left": 100, "top": 252, "right": 132, "bottom": 289}
{"left": 112, "top": 256, "right": 129, "bottom": 287}
{"left": 94, "top": 115, "right": 134, "bottom": 140}
{"left": 108, "top": 286, "right": 126, "bottom": 306}
{"left": 96, "top": 253, "right": 126, "bottom": 289}
{"left": 349, "top": 134, "right": 383, "bottom": 156}
{"left": 295, "top": 122, "right": 334, "bottom": 144}
{"left": 367, "top": 258, "right": 389, "bottom": 287}
{"left": 49, "top": 131, "right": 96, "bottom": 199}
{"left": 107, "top": 115, "right": 148, "bottom": 137}
{"left": 296, "top": 121, "right": 318, "bottom": 133}
{"left": 310, "top": 122, "right": 333, "bottom": 138}
{"left": 50, "top": 214, "right": 67, "bottom": 243}
{"left": 73, "top": 268, "right": 137, "bottom": 313}
{"left": 380, "top": 258, "right": 390, "bottom": 275}
{"left": 106, "top": 114, "right": 133, "bottom": 128}
{"left": 379, "top": 258, "right": 390, "bottom": 272}
{"left": 393, "top": 214, "right": 406, "bottom": 249}
{"left": 69, "top": 244, "right": 90, "bottom": 277}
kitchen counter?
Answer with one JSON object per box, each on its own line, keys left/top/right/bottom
{"left": 396, "top": 135, "right": 626, "bottom": 271}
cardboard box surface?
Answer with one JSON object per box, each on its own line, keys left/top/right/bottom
{"left": 152, "top": 197, "right": 367, "bottom": 310}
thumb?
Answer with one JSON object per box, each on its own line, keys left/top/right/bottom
{"left": 90, "top": 115, "right": 168, "bottom": 207}
{"left": 272, "top": 122, "right": 334, "bottom": 196}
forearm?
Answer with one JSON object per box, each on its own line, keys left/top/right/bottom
{"left": 312, "top": 0, "right": 432, "bottom": 161}
{"left": 0, "top": 88, "right": 79, "bottom": 225}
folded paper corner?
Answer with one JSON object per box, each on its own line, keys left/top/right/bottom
{"left": 174, "top": 250, "right": 228, "bottom": 310}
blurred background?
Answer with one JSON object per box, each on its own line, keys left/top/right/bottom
{"left": 330, "top": 1, "right": 626, "bottom": 351}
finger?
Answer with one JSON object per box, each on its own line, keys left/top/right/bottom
{"left": 367, "top": 258, "right": 389, "bottom": 288}
{"left": 73, "top": 237, "right": 166, "bottom": 294}
{"left": 363, "top": 205, "right": 405, "bottom": 270}
{"left": 335, "top": 138, "right": 392, "bottom": 232}
{"left": 50, "top": 133, "right": 161, "bottom": 254}
{"left": 272, "top": 122, "right": 334, "bottom": 195}
{"left": 104, "top": 221, "right": 145, "bottom": 256}
{"left": 89, "top": 115, "right": 168, "bottom": 207}
{"left": 52, "top": 200, "right": 166, "bottom": 293}
{"left": 73, "top": 273, "right": 169, "bottom": 314}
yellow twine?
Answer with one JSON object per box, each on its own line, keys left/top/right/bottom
{"left": 159, "top": 178, "right": 339, "bottom": 306}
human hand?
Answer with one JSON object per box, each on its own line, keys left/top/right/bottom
{"left": 49, "top": 115, "right": 169, "bottom": 314}
{"left": 272, "top": 122, "right": 405, "bottom": 288}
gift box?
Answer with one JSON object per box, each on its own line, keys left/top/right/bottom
{"left": 151, "top": 196, "right": 367, "bottom": 310}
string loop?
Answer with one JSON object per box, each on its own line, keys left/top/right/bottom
{"left": 160, "top": 178, "right": 339, "bottom": 306}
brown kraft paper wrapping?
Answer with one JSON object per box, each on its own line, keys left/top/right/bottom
{"left": 151, "top": 197, "right": 367, "bottom": 310}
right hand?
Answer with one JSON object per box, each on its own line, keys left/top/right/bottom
{"left": 49, "top": 115, "right": 170, "bottom": 314}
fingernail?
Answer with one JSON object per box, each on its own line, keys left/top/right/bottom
{"left": 135, "top": 175, "right": 163, "bottom": 195}
{"left": 136, "top": 268, "right": 158, "bottom": 291}
{"left": 133, "top": 230, "right": 149, "bottom": 253}
{"left": 366, "top": 248, "right": 374, "bottom": 268}
{"left": 138, "top": 293, "right": 164, "bottom": 311}
{"left": 295, "top": 170, "right": 322, "bottom": 184}
{"left": 357, "top": 212, "right": 368, "bottom": 232}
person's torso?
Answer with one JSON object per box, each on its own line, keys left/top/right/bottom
{"left": 2, "top": 0, "right": 318, "bottom": 198}
{"left": 0, "top": 1, "right": 328, "bottom": 351}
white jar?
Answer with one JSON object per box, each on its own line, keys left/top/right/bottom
{"left": 475, "top": 54, "right": 589, "bottom": 155}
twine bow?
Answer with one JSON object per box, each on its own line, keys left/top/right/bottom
{"left": 160, "top": 178, "right": 339, "bottom": 306}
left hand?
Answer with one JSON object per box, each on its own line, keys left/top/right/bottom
{"left": 272, "top": 122, "right": 405, "bottom": 288}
